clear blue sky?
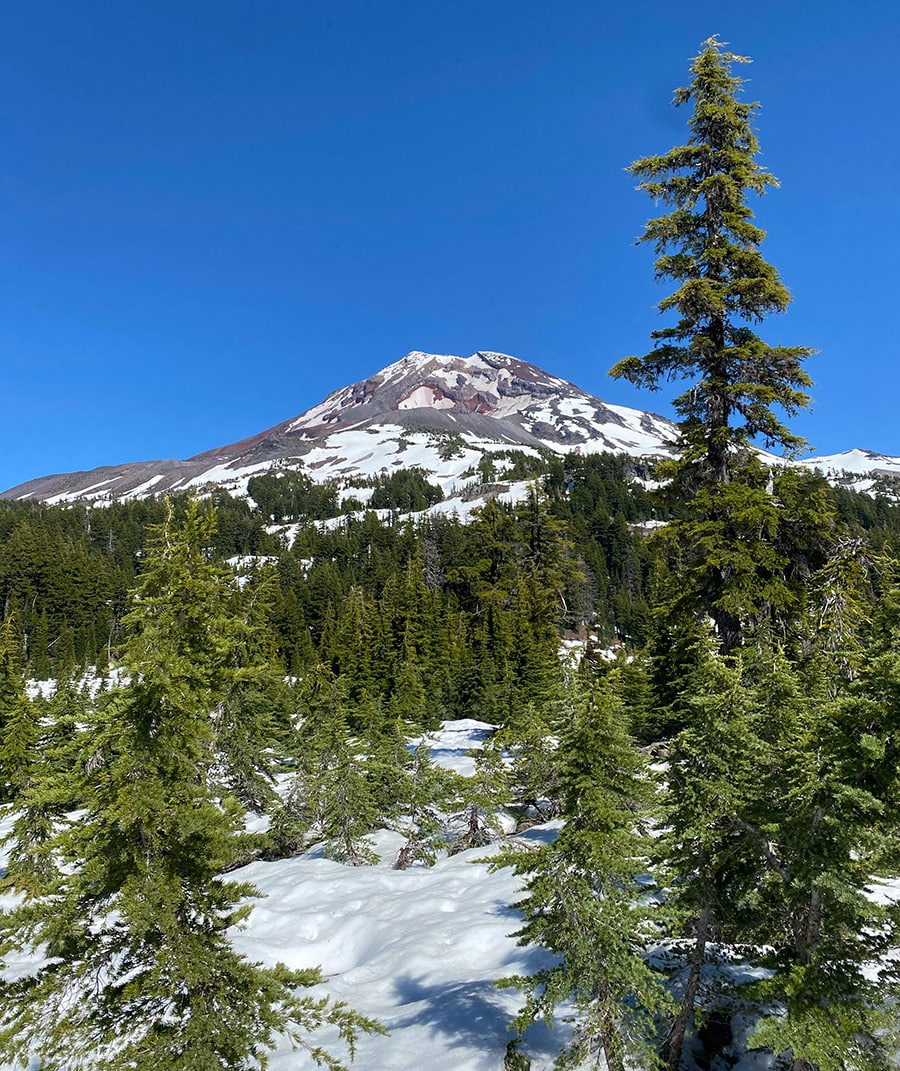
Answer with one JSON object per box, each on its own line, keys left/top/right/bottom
{"left": 2, "top": 0, "right": 897, "bottom": 492}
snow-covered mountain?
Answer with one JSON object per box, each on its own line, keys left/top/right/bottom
{"left": 797, "top": 447, "right": 900, "bottom": 490}
{"left": 2, "top": 350, "right": 898, "bottom": 505}
{"left": 1, "top": 351, "right": 677, "bottom": 504}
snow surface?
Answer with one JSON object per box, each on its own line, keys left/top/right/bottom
{"left": 3, "top": 718, "right": 899, "bottom": 1069}
{"left": 798, "top": 447, "right": 900, "bottom": 493}
{"left": 0, "top": 721, "right": 570, "bottom": 1071}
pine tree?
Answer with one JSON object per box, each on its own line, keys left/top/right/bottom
{"left": 611, "top": 35, "right": 813, "bottom": 485}
{"left": 660, "top": 633, "right": 900, "bottom": 1070}
{"left": 495, "top": 699, "right": 564, "bottom": 826}
{"left": 495, "top": 682, "right": 667, "bottom": 1070}
{"left": 611, "top": 36, "right": 817, "bottom": 652}
{"left": 0, "top": 500, "right": 380, "bottom": 1070}
{"left": 659, "top": 634, "right": 770, "bottom": 1070}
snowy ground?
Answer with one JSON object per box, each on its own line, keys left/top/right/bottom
{"left": 232, "top": 829, "right": 566, "bottom": 1070}
{"left": 232, "top": 719, "right": 569, "bottom": 1070}
{"left": 6, "top": 719, "right": 895, "bottom": 1069}
{"left": 0, "top": 721, "right": 571, "bottom": 1070}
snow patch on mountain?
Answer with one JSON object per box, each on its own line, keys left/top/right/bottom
{"left": 799, "top": 448, "right": 900, "bottom": 491}
{"left": 6, "top": 349, "right": 900, "bottom": 506}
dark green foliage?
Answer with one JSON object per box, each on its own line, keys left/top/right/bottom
{"left": 611, "top": 36, "right": 813, "bottom": 485}
{"left": 1, "top": 678, "right": 87, "bottom": 896}
{"left": 450, "top": 741, "right": 509, "bottom": 854}
{"left": 656, "top": 632, "right": 900, "bottom": 1070}
{"left": 248, "top": 468, "right": 340, "bottom": 522}
{"left": 213, "top": 572, "right": 295, "bottom": 814}
{"left": 0, "top": 618, "right": 33, "bottom": 804}
{"left": 611, "top": 36, "right": 821, "bottom": 654}
{"left": 495, "top": 701, "right": 563, "bottom": 825}
{"left": 494, "top": 681, "right": 667, "bottom": 1070}
{"left": 544, "top": 454, "right": 658, "bottom": 643}
{"left": 391, "top": 740, "right": 462, "bottom": 869}
{"left": 272, "top": 667, "right": 381, "bottom": 865}
{"left": 367, "top": 467, "right": 443, "bottom": 512}
{"left": 0, "top": 501, "right": 381, "bottom": 1070}
{"left": 598, "top": 38, "right": 900, "bottom": 1069}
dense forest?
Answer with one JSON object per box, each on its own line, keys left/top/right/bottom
{"left": 4, "top": 454, "right": 898, "bottom": 704}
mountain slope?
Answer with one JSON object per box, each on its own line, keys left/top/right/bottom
{"left": 1, "top": 352, "right": 676, "bottom": 504}
{"left": 3, "top": 350, "right": 898, "bottom": 505}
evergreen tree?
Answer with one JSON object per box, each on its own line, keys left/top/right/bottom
{"left": 741, "top": 643, "right": 900, "bottom": 1069}
{"left": 391, "top": 740, "right": 461, "bottom": 870}
{"left": 660, "top": 634, "right": 899, "bottom": 1070}
{"left": 495, "top": 700, "right": 564, "bottom": 825}
{"left": 495, "top": 682, "right": 667, "bottom": 1070}
{"left": 0, "top": 500, "right": 380, "bottom": 1070}
{"left": 611, "top": 35, "right": 813, "bottom": 485}
{"left": 274, "top": 666, "right": 381, "bottom": 866}
{"left": 214, "top": 568, "right": 294, "bottom": 815}
{"left": 659, "top": 635, "right": 768, "bottom": 1070}
{"left": 450, "top": 740, "right": 509, "bottom": 854}
{"left": 611, "top": 36, "right": 817, "bottom": 652}
{"left": 0, "top": 617, "right": 33, "bottom": 805}
{"left": 0, "top": 676, "right": 85, "bottom": 897}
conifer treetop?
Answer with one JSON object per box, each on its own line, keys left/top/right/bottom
{"left": 612, "top": 35, "right": 814, "bottom": 484}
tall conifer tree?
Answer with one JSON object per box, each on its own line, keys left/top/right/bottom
{"left": 0, "top": 501, "right": 379, "bottom": 1070}
{"left": 611, "top": 36, "right": 817, "bottom": 651}
{"left": 611, "top": 35, "right": 812, "bottom": 484}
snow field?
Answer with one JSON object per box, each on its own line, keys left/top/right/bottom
{"left": 0, "top": 721, "right": 570, "bottom": 1070}
{"left": 231, "top": 833, "right": 566, "bottom": 1070}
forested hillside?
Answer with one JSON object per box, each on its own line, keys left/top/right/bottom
{"left": 4, "top": 454, "right": 898, "bottom": 703}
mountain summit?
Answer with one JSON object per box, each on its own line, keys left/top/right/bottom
{"left": 2, "top": 352, "right": 676, "bottom": 503}
{"left": 4, "top": 350, "right": 896, "bottom": 505}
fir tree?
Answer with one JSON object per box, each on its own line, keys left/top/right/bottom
{"left": 611, "top": 35, "right": 813, "bottom": 485}
{"left": 659, "top": 634, "right": 769, "bottom": 1070}
{"left": 274, "top": 666, "right": 381, "bottom": 866}
{"left": 0, "top": 677, "right": 86, "bottom": 897}
{"left": 213, "top": 567, "right": 294, "bottom": 815}
{"left": 391, "top": 740, "right": 461, "bottom": 870}
{"left": 495, "top": 700, "right": 564, "bottom": 826}
{"left": 741, "top": 642, "right": 900, "bottom": 1069}
{"left": 661, "top": 634, "right": 899, "bottom": 1070}
{"left": 495, "top": 682, "right": 667, "bottom": 1070}
{"left": 450, "top": 739, "right": 509, "bottom": 854}
{"left": 611, "top": 36, "right": 817, "bottom": 652}
{"left": 0, "top": 500, "right": 380, "bottom": 1070}
{"left": 0, "top": 616, "right": 34, "bottom": 805}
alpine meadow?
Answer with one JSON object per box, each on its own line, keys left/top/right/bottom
{"left": 2, "top": 34, "right": 900, "bottom": 1071}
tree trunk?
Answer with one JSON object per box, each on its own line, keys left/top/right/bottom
{"left": 710, "top": 602, "right": 743, "bottom": 654}
{"left": 666, "top": 905, "right": 710, "bottom": 1071}
{"left": 600, "top": 1006, "right": 625, "bottom": 1071}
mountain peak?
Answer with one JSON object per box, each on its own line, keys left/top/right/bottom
{"left": 3, "top": 350, "right": 675, "bottom": 503}
{"left": 6, "top": 349, "right": 900, "bottom": 506}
